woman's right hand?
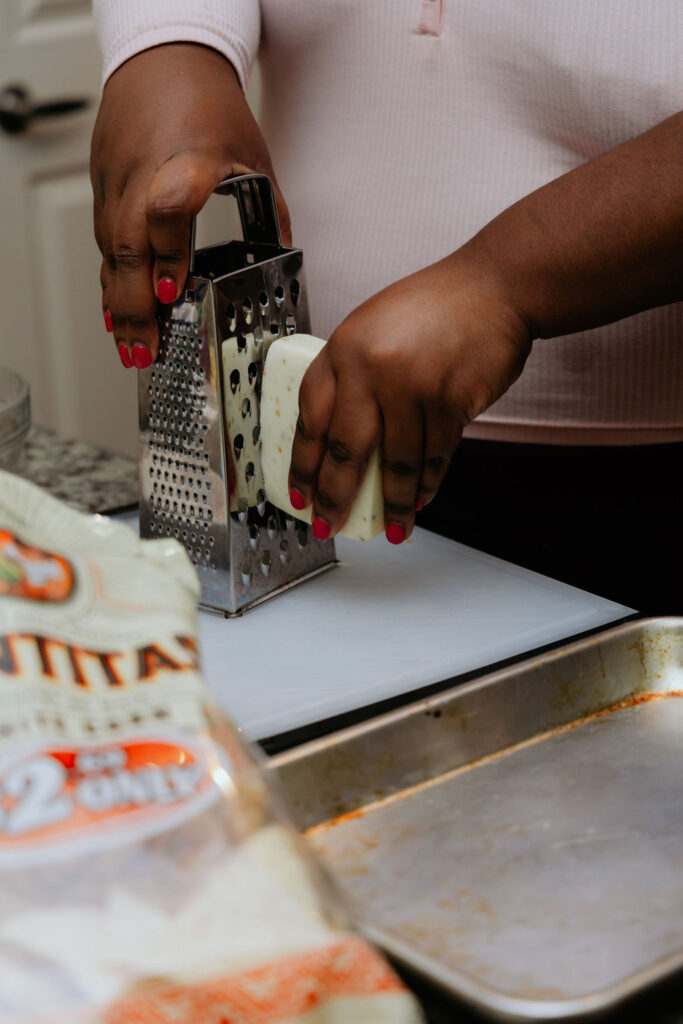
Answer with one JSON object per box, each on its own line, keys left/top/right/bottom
{"left": 90, "top": 43, "right": 289, "bottom": 368}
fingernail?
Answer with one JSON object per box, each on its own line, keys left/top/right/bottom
{"left": 289, "top": 488, "right": 306, "bottom": 511}
{"left": 416, "top": 499, "right": 424, "bottom": 512}
{"left": 386, "top": 523, "right": 406, "bottom": 545}
{"left": 157, "top": 277, "right": 176, "bottom": 304}
{"left": 117, "top": 343, "right": 133, "bottom": 369}
{"left": 104, "top": 309, "right": 113, "bottom": 333}
{"left": 131, "top": 344, "right": 153, "bottom": 369}
{"left": 312, "top": 517, "right": 330, "bottom": 540}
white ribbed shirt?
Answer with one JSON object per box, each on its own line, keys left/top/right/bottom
{"left": 95, "top": 0, "right": 683, "bottom": 444}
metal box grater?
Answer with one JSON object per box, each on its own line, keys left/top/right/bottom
{"left": 138, "top": 174, "right": 336, "bottom": 616}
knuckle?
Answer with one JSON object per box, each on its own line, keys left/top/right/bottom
{"left": 155, "top": 249, "right": 187, "bottom": 268}
{"left": 295, "top": 411, "right": 319, "bottom": 444}
{"left": 363, "top": 338, "right": 400, "bottom": 374}
{"left": 112, "top": 242, "right": 146, "bottom": 272}
{"left": 327, "top": 436, "right": 364, "bottom": 466}
{"left": 424, "top": 453, "right": 448, "bottom": 474}
{"left": 127, "top": 314, "right": 152, "bottom": 331}
{"left": 384, "top": 499, "right": 414, "bottom": 518}
{"left": 383, "top": 458, "right": 421, "bottom": 478}
{"left": 290, "top": 464, "right": 317, "bottom": 487}
{"left": 146, "top": 193, "right": 191, "bottom": 224}
{"left": 316, "top": 489, "right": 346, "bottom": 514}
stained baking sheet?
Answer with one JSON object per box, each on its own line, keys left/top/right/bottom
{"left": 272, "top": 618, "right": 683, "bottom": 1020}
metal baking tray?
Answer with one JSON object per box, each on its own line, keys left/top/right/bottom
{"left": 271, "top": 618, "right": 683, "bottom": 1020}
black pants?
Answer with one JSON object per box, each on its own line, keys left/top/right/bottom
{"left": 416, "top": 439, "right": 682, "bottom": 616}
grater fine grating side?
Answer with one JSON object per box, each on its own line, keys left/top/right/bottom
{"left": 138, "top": 175, "right": 336, "bottom": 616}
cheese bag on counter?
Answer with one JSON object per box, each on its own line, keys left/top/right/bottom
{"left": 261, "top": 334, "right": 385, "bottom": 541}
{"left": 0, "top": 470, "right": 423, "bottom": 1024}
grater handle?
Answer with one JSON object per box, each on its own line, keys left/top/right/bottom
{"left": 189, "top": 173, "right": 282, "bottom": 273}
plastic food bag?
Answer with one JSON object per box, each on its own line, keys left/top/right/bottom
{"left": 0, "top": 470, "right": 423, "bottom": 1024}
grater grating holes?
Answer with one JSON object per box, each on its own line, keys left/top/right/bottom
{"left": 143, "top": 250, "right": 326, "bottom": 610}
{"left": 144, "top": 321, "right": 210, "bottom": 553}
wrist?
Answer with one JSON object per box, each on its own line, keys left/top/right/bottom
{"left": 429, "top": 251, "right": 534, "bottom": 421}
{"left": 106, "top": 42, "right": 242, "bottom": 100}
{"left": 443, "top": 246, "right": 535, "bottom": 351}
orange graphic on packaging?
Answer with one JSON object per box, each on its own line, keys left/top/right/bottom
{"left": 102, "top": 936, "right": 406, "bottom": 1024}
{"left": 0, "top": 530, "right": 74, "bottom": 602}
{"left": 0, "top": 736, "right": 222, "bottom": 864}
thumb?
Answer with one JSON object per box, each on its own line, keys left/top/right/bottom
{"left": 146, "top": 153, "right": 220, "bottom": 302}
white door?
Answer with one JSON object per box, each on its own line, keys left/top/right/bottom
{"left": 0, "top": 0, "right": 138, "bottom": 458}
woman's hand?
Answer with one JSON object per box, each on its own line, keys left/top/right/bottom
{"left": 90, "top": 43, "right": 289, "bottom": 369}
{"left": 288, "top": 253, "right": 532, "bottom": 543}
{"left": 289, "top": 110, "right": 683, "bottom": 543}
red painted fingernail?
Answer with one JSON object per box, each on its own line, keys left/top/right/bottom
{"left": 290, "top": 488, "right": 306, "bottom": 511}
{"left": 131, "top": 344, "right": 153, "bottom": 369}
{"left": 157, "top": 277, "right": 176, "bottom": 304}
{"left": 117, "top": 343, "right": 133, "bottom": 369}
{"left": 312, "top": 517, "right": 330, "bottom": 540}
{"left": 104, "top": 309, "right": 113, "bottom": 333}
{"left": 386, "top": 523, "right": 406, "bottom": 545}
{"left": 416, "top": 499, "right": 424, "bottom": 512}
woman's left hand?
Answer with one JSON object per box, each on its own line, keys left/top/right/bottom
{"left": 288, "top": 252, "right": 532, "bottom": 543}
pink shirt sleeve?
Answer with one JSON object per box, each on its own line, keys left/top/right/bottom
{"left": 93, "top": 0, "right": 261, "bottom": 90}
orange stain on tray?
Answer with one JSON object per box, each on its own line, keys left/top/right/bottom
{"left": 305, "top": 690, "right": 683, "bottom": 839}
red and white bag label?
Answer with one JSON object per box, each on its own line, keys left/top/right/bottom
{"left": 0, "top": 733, "right": 226, "bottom": 867}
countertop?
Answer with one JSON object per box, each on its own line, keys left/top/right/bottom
{"left": 19, "top": 424, "right": 138, "bottom": 514}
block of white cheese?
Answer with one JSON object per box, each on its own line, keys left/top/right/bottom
{"left": 261, "top": 334, "right": 384, "bottom": 541}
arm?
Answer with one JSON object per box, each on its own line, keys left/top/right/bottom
{"left": 467, "top": 110, "right": 683, "bottom": 338}
{"left": 91, "top": 3, "right": 287, "bottom": 367}
{"left": 289, "top": 112, "right": 683, "bottom": 543}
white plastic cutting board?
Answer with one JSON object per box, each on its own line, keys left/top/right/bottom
{"left": 116, "top": 513, "right": 631, "bottom": 741}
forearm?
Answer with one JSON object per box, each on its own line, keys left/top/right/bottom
{"left": 461, "top": 111, "right": 683, "bottom": 340}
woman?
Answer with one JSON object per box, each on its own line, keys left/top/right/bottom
{"left": 91, "top": 1, "right": 683, "bottom": 611}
